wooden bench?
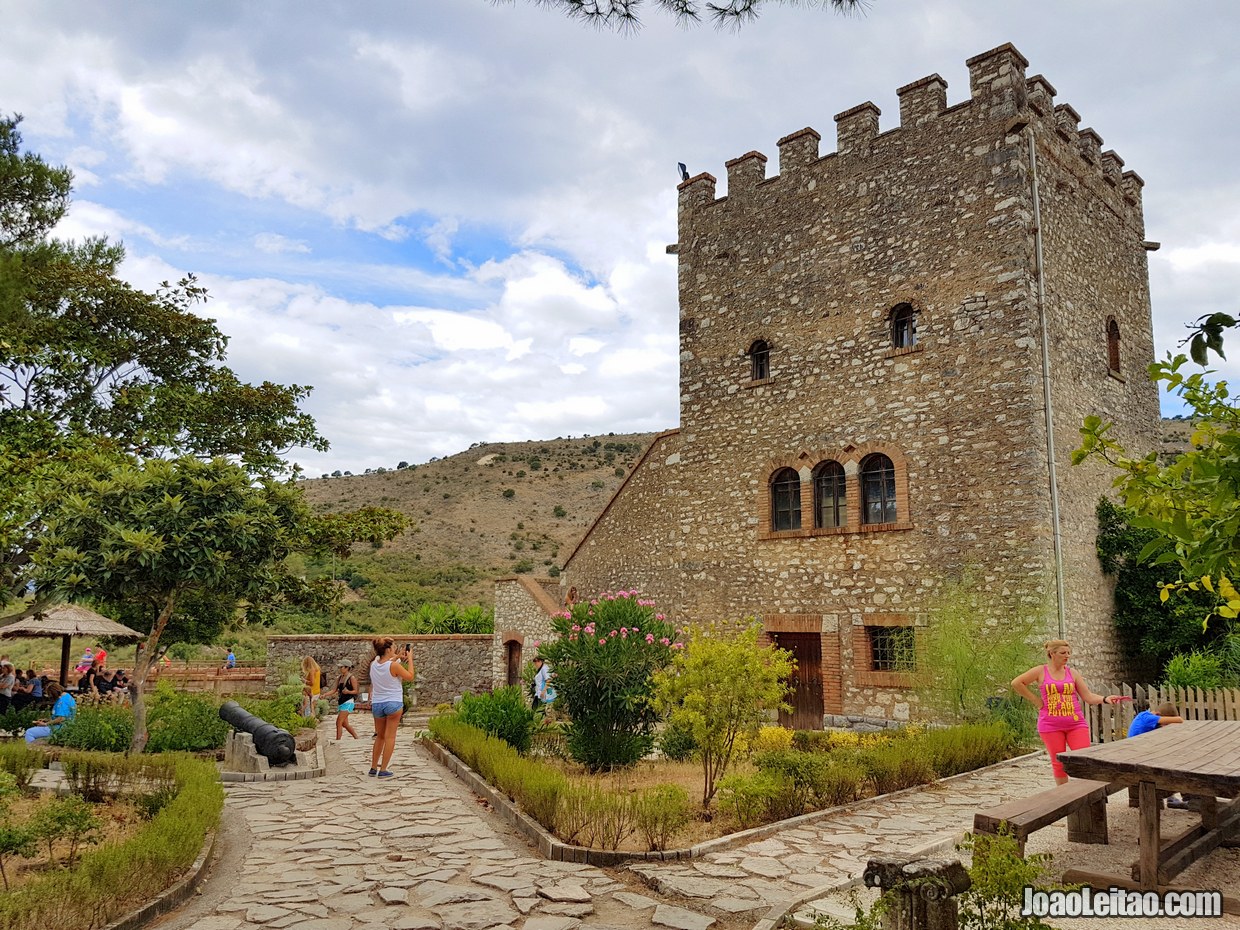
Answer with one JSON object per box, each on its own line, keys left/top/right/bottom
{"left": 974, "top": 779, "right": 1110, "bottom": 854}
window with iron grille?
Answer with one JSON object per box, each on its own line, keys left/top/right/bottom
{"left": 813, "top": 460, "right": 846, "bottom": 529}
{"left": 861, "top": 453, "right": 897, "bottom": 525}
{"left": 749, "top": 340, "right": 770, "bottom": 381}
{"left": 868, "top": 625, "right": 915, "bottom": 671}
{"left": 770, "top": 468, "right": 801, "bottom": 532}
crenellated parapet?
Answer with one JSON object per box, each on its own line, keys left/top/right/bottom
{"left": 677, "top": 43, "right": 1144, "bottom": 232}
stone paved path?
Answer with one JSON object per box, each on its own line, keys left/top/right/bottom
{"left": 160, "top": 726, "right": 1226, "bottom": 930}
{"left": 627, "top": 753, "right": 1048, "bottom": 923}
{"left": 156, "top": 723, "right": 725, "bottom": 930}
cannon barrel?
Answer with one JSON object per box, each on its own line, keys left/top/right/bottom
{"left": 219, "top": 701, "right": 297, "bottom": 766}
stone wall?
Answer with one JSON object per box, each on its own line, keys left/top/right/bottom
{"left": 491, "top": 576, "right": 563, "bottom": 687}
{"left": 520, "top": 43, "right": 1161, "bottom": 722}
{"left": 267, "top": 635, "right": 491, "bottom": 707}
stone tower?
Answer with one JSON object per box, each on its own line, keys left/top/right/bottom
{"left": 495, "top": 43, "right": 1161, "bottom": 724}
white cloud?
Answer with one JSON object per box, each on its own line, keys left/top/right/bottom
{"left": 254, "top": 233, "right": 311, "bottom": 254}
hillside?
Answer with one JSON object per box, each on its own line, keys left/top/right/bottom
{"left": 294, "top": 431, "right": 663, "bottom": 629}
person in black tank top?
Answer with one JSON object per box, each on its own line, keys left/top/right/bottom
{"left": 335, "top": 662, "right": 359, "bottom": 740}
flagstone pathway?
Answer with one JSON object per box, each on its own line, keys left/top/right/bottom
{"left": 153, "top": 725, "right": 1061, "bottom": 930}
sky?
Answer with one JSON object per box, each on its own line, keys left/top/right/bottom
{"left": 4, "top": 0, "right": 1239, "bottom": 475}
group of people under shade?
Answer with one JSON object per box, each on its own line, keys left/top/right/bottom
{"left": 0, "top": 659, "right": 47, "bottom": 714}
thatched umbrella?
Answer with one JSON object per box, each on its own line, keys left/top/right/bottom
{"left": 0, "top": 605, "right": 144, "bottom": 686}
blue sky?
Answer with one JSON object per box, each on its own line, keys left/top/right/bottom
{"left": 4, "top": 0, "right": 1239, "bottom": 473}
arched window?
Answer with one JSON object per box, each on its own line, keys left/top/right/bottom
{"left": 861, "top": 454, "right": 897, "bottom": 525}
{"left": 891, "top": 303, "right": 917, "bottom": 350}
{"left": 749, "top": 340, "right": 770, "bottom": 381}
{"left": 813, "top": 460, "right": 846, "bottom": 529}
{"left": 770, "top": 468, "right": 801, "bottom": 532}
{"left": 1106, "top": 318, "right": 1121, "bottom": 373}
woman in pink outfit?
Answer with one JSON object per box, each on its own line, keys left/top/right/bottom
{"left": 1012, "top": 639, "right": 1122, "bottom": 784}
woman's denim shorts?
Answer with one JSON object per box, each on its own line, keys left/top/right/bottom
{"left": 371, "top": 700, "right": 403, "bottom": 719}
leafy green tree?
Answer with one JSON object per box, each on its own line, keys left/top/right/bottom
{"left": 33, "top": 457, "right": 320, "bottom": 752}
{"left": 0, "top": 115, "right": 327, "bottom": 604}
{"left": 1095, "top": 497, "right": 1214, "bottom": 679}
{"left": 654, "top": 622, "right": 792, "bottom": 805}
{"left": 912, "top": 575, "right": 1041, "bottom": 726}
{"left": 29, "top": 795, "right": 100, "bottom": 867}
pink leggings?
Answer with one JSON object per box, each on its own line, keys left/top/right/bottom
{"left": 1039, "top": 727, "right": 1091, "bottom": 779}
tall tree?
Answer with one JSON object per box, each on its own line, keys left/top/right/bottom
{"left": 0, "top": 115, "right": 327, "bottom": 603}
{"left": 32, "top": 456, "right": 405, "bottom": 752}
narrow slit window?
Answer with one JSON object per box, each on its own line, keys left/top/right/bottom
{"left": 1106, "top": 318, "right": 1121, "bottom": 373}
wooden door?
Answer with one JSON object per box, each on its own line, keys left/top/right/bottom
{"left": 774, "top": 632, "right": 824, "bottom": 730}
{"left": 506, "top": 641, "right": 523, "bottom": 687}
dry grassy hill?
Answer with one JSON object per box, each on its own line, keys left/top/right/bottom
{"left": 296, "top": 431, "right": 662, "bottom": 624}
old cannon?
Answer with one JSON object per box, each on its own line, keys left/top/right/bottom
{"left": 219, "top": 701, "right": 297, "bottom": 767}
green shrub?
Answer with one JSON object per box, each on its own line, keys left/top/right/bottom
{"left": 657, "top": 716, "right": 698, "bottom": 761}
{"left": 29, "top": 795, "right": 100, "bottom": 866}
{"left": 0, "top": 707, "right": 41, "bottom": 738}
{"left": 60, "top": 751, "right": 177, "bottom": 803}
{"left": 812, "top": 759, "right": 868, "bottom": 808}
{"left": 428, "top": 716, "right": 567, "bottom": 831}
{"left": 915, "top": 722, "right": 1016, "bottom": 777}
{"left": 1164, "top": 650, "right": 1227, "bottom": 690}
{"left": 957, "top": 831, "right": 1057, "bottom": 930}
{"left": 717, "top": 772, "right": 785, "bottom": 828}
{"left": 858, "top": 741, "right": 937, "bottom": 795}
{"left": 146, "top": 683, "right": 230, "bottom": 752}
{"left": 754, "top": 749, "right": 827, "bottom": 815}
{"left": 634, "top": 784, "right": 692, "bottom": 850}
{"left": 0, "top": 743, "right": 43, "bottom": 791}
{"left": 235, "top": 693, "right": 313, "bottom": 733}
{"left": 0, "top": 755, "right": 223, "bottom": 930}
{"left": 49, "top": 704, "right": 134, "bottom": 752}
{"left": 0, "top": 822, "right": 34, "bottom": 892}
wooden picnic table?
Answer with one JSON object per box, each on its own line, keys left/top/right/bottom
{"left": 1059, "top": 720, "right": 1240, "bottom": 910}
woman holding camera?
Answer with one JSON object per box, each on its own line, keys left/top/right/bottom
{"left": 368, "top": 637, "right": 415, "bottom": 778}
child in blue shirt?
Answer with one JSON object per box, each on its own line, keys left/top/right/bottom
{"left": 1128, "top": 701, "right": 1187, "bottom": 807}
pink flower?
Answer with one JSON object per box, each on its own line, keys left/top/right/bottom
{"left": 610, "top": 630, "right": 618, "bottom": 637}
{"left": 672, "top": 642, "right": 684, "bottom": 650}
{"left": 620, "top": 627, "right": 629, "bottom": 634}
{"left": 584, "top": 624, "right": 595, "bottom": 634}
{"left": 656, "top": 614, "right": 666, "bottom": 621}
{"left": 660, "top": 637, "right": 670, "bottom": 646}
{"left": 645, "top": 634, "right": 655, "bottom": 644}
{"left": 620, "top": 630, "right": 628, "bottom": 638}
{"left": 571, "top": 624, "right": 580, "bottom": 632}
{"left": 599, "top": 638, "right": 607, "bottom": 645}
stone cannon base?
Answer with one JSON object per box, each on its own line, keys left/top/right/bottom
{"left": 221, "top": 731, "right": 325, "bottom": 783}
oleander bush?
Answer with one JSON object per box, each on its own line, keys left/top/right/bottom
{"left": 0, "top": 753, "right": 223, "bottom": 930}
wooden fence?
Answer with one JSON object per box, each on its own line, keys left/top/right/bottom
{"left": 1085, "top": 683, "right": 1240, "bottom": 743}
{"left": 145, "top": 662, "right": 267, "bottom": 695}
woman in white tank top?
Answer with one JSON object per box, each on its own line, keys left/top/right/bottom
{"left": 368, "top": 637, "right": 415, "bottom": 777}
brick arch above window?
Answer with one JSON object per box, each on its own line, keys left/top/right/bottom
{"left": 756, "top": 445, "right": 913, "bottom": 540}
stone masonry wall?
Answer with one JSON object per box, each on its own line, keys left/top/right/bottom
{"left": 553, "top": 43, "right": 1161, "bottom": 723}
{"left": 491, "top": 576, "right": 562, "bottom": 687}
{"left": 267, "top": 635, "right": 491, "bottom": 707}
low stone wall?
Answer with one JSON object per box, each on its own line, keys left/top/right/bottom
{"left": 266, "top": 635, "right": 491, "bottom": 706}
